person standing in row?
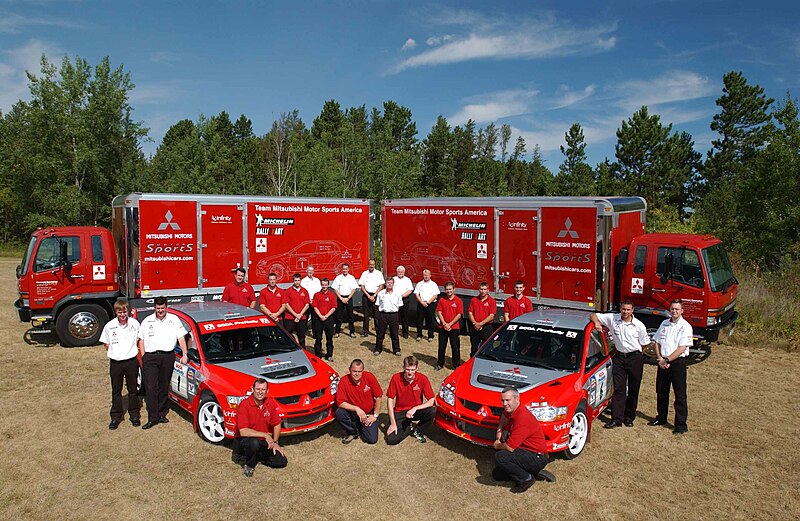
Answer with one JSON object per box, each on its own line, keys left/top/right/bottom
{"left": 591, "top": 300, "right": 651, "bottom": 429}
{"left": 436, "top": 281, "right": 463, "bottom": 371}
{"left": 258, "top": 273, "right": 285, "bottom": 323}
{"left": 468, "top": 282, "right": 496, "bottom": 357}
{"left": 504, "top": 280, "right": 531, "bottom": 321}
{"left": 374, "top": 278, "right": 403, "bottom": 356}
{"left": 221, "top": 267, "right": 256, "bottom": 309}
{"left": 100, "top": 299, "right": 141, "bottom": 429}
{"left": 138, "top": 296, "right": 188, "bottom": 430}
{"left": 332, "top": 263, "right": 358, "bottom": 338}
{"left": 359, "top": 259, "right": 385, "bottom": 337}
{"left": 283, "top": 273, "right": 311, "bottom": 349}
{"left": 392, "top": 265, "right": 414, "bottom": 339}
{"left": 312, "top": 278, "right": 337, "bottom": 361}
{"left": 301, "top": 265, "right": 322, "bottom": 338}
{"left": 414, "top": 269, "right": 439, "bottom": 342}
{"left": 649, "top": 299, "right": 693, "bottom": 434}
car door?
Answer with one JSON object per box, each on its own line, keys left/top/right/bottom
{"left": 170, "top": 318, "right": 201, "bottom": 407}
{"left": 582, "top": 326, "right": 612, "bottom": 418}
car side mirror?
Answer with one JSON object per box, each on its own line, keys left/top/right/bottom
{"left": 16, "top": 264, "right": 22, "bottom": 278}
{"left": 187, "top": 349, "right": 200, "bottom": 364}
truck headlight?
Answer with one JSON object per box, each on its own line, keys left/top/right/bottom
{"left": 439, "top": 382, "right": 456, "bottom": 406}
{"left": 226, "top": 395, "right": 247, "bottom": 409}
{"left": 329, "top": 374, "right": 340, "bottom": 396}
{"left": 528, "top": 404, "right": 567, "bottom": 422}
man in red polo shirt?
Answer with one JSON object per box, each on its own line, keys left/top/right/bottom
{"left": 436, "top": 281, "right": 464, "bottom": 370}
{"left": 312, "top": 278, "right": 337, "bottom": 360}
{"left": 492, "top": 387, "right": 551, "bottom": 493}
{"left": 258, "top": 272, "right": 285, "bottom": 322}
{"left": 468, "top": 281, "right": 497, "bottom": 357}
{"left": 386, "top": 355, "right": 435, "bottom": 445}
{"left": 504, "top": 280, "right": 532, "bottom": 321}
{"left": 335, "top": 359, "right": 383, "bottom": 444}
{"left": 283, "top": 273, "right": 311, "bottom": 349}
{"left": 233, "top": 378, "right": 287, "bottom": 477}
{"left": 222, "top": 267, "right": 256, "bottom": 308}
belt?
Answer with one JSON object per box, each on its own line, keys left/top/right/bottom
{"left": 379, "top": 310, "right": 398, "bottom": 314}
{"left": 614, "top": 350, "right": 642, "bottom": 357}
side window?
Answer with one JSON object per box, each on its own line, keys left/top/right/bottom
{"left": 633, "top": 245, "right": 647, "bottom": 274}
{"left": 585, "top": 330, "right": 606, "bottom": 370}
{"left": 657, "top": 247, "right": 704, "bottom": 288}
{"left": 33, "top": 236, "right": 80, "bottom": 272}
{"left": 92, "top": 235, "right": 104, "bottom": 262}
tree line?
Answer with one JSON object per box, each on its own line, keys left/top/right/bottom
{"left": 0, "top": 55, "right": 797, "bottom": 268}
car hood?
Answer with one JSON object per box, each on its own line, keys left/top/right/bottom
{"left": 466, "top": 356, "right": 576, "bottom": 394}
{"left": 214, "top": 349, "right": 318, "bottom": 384}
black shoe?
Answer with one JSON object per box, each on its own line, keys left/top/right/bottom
{"left": 242, "top": 465, "right": 254, "bottom": 477}
{"left": 603, "top": 420, "right": 622, "bottom": 429}
{"left": 415, "top": 336, "right": 421, "bottom": 342}
{"left": 647, "top": 419, "right": 667, "bottom": 426}
{"left": 324, "top": 356, "right": 333, "bottom": 362}
{"left": 673, "top": 426, "right": 688, "bottom": 435}
{"left": 427, "top": 337, "right": 433, "bottom": 343}
{"left": 334, "top": 333, "right": 340, "bottom": 338}
{"left": 342, "top": 434, "right": 356, "bottom": 444}
{"left": 315, "top": 352, "right": 323, "bottom": 358}
{"left": 412, "top": 428, "right": 427, "bottom": 443}
{"left": 623, "top": 419, "right": 634, "bottom": 427}
{"left": 510, "top": 478, "right": 535, "bottom": 493}
{"left": 536, "top": 469, "right": 557, "bottom": 483}
{"left": 130, "top": 417, "right": 141, "bottom": 427}
{"left": 373, "top": 350, "right": 380, "bottom": 356}
{"left": 393, "top": 351, "right": 402, "bottom": 356}
{"left": 142, "top": 420, "right": 159, "bottom": 430}
{"left": 159, "top": 417, "right": 169, "bottom": 424}
{"left": 349, "top": 331, "right": 356, "bottom": 338}
{"left": 403, "top": 334, "right": 409, "bottom": 339}
{"left": 434, "top": 365, "right": 443, "bottom": 371}
{"left": 361, "top": 333, "right": 369, "bottom": 337}
{"left": 108, "top": 419, "right": 122, "bottom": 430}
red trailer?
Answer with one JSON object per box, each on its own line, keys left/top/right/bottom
{"left": 16, "top": 193, "right": 373, "bottom": 346}
{"left": 381, "top": 197, "right": 737, "bottom": 348}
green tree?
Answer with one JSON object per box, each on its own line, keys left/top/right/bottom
{"left": 555, "top": 123, "right": 594, "bottom": 195}
{"left": 422, "top": 116, "right": 455, "bottom": 195}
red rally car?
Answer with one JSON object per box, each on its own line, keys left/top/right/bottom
{"left": 161, "top": 302, "right": 340, "bottom": 443}
{"left": 435, "top": 309, "right": 612, "bottom": 458}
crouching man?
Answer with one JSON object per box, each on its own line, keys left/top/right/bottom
{"left": 386, "top": 355, "right": 435, "bottom": 445}
{"left": 492, "top": 387, "right": 552, "bottom": 493}
{"left": 335, "top": 359, "right": 383, "bottom": 444}
{"left": 233, "top": 378, "right": 287, "bottom": 477}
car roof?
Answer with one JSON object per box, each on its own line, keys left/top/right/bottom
{"left": 170, "top": 301, "right": 264, "bottom": 323}
{"left": 509, "top": 308, "right": 591, "bottom": 330}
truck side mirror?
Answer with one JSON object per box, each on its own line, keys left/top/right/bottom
{"left": 660, "top": 252, "right": 674, "bottom": 284}
{"left": 59, "top": 242, "right": 72, "bottom": 271}
{"left": 16, "top": 264, "right": 22, "bottom": 278}
{"left": 617, "top": 248, "right": 628, "bottom": 265}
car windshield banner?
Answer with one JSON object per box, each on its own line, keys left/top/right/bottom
{"left": 199, "top": 316, "right": 275, "bottom": 332}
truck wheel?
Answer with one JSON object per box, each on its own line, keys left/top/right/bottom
{"left": 563, "top": 405, "right": 589, "bottom": 459}
{"left": 55, "top": 304, "right": 108, "bottom": 347}
{"left": 196, "top": 394, "right": 226, "bottom": 444}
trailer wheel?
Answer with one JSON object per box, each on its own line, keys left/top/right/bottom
{"left": 55, "top": 303, "right": 108, "bottom": 347}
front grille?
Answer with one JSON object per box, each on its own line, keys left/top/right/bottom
{"left": 456, "top": 420, "right": 496, "bottom": 441}
{"left": 476, "top": 374, "right": 530, "bottom": 390}
{"left": 282, "top": 409, "right": 330, "bottom": 429}
{"left": 460, "top": 399, "right": 502, "bottom": 417}
{"left": 261, "top": 366, "right": 309, "bottom": 379}
{"left": 275, "top": 387, "right": 327, "bottom": 405}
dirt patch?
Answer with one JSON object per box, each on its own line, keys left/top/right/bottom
{"left": 0, "top": 257, "right": 797, "bottom": 520}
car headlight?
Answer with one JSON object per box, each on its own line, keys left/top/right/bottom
{"left": 439, "top": 382, "right": 456, "bottom": 406}
{"left": 329, "top": 374, "right": 340, "bottom": 396}
{"left": 226, "top": 395, "right": 247, "bottom": 409}
{"left": 527, "top": 404, "right": 568, "bottom": 422}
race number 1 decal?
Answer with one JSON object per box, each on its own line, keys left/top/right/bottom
{"left": 171, "top": 361, "right": 189, "bottom": 399}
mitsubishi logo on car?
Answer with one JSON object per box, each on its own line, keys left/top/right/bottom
{"left": 557, "top": 218, "right": 579, "bottom": 239}
{"left": 477, "top": 405, "right": 489, "bottom": 417}
{"left": 158, "top": 211, "right": 181, "bottom": 231}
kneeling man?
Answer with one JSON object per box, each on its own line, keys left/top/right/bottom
{"left": 335, "top": 359, "right": 383, "bottom": 444}
{"left": 233, "top": 378, "right": 287, "bottom": 477}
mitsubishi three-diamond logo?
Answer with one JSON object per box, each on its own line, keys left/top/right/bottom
{"left": 158, "top": 211, "right": 181, "bottom": 231}
{"left": 557, "top": 217, "right": 579, "bottom": 239}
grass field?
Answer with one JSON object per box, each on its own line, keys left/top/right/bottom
{"left": 0, "top": 256, "right": 797, "bottom": 521}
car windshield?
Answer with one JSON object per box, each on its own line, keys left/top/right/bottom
{"left": 477, "top": 322, "right": 583, "bottom": 372}
{"left": 201, "top": 325, "right": 298, "bottom": 363}
{"left": 702, "top": 243, "right": 736, "bottom": 292}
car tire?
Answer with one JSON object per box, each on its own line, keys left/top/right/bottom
{"left": 55, "top": 303, "right": 108, "bottom": 347}
{"left": 563, "top": 405, "right": 589, "bottom": 459}
{"left": 196, "top": 394, "right": 226, "bottom": 444}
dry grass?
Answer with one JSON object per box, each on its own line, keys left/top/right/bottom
{"left": 0, "top": 257, "right": 798, "bottom": 521}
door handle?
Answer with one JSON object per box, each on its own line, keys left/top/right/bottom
{"left": 652, "top": 288, "right": 665, "bottom": 293}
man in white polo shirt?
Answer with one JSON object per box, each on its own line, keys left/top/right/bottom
{"left": 392, "top": 266, "right": 414, "bottom": 339}
{"left": 301, "top": 265, "right": 322, "bottom": 338}
{"left": 332, "top": 263, "right": 359, "bottom": 338}
{"left": 374, "top": 278, "right": 404, "bottom": 356}
{"left": 649, "top": 299, "right": 693, "bottom": 434}
{"left": 414, "top": 269, "right": 439, "bottom": 342}
{"left": 138, "top": 296, "right": 188, "bottom": 430}
{"left": 100, "top": 299, "right": 141, "bottom": 429}
{"left": 591, "top": 300, "right": 651, "bottom": 429}
{"left": 359, "top": 259, "right": 385, "bottom": 337}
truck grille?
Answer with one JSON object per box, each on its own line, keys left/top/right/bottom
{"left": 261, "top": 366, "right": 309, "bottom": 379}
{"left": 282, "top": 409, "right": 330, "bottom": 429}
{"left": 275, "top": 387, "right": 327, "bottom": 405}
{"left": 460, "top": 399, "right": 502, "bottom": 417}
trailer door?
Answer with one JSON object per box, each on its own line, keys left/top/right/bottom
{"left": 496, "top": 209, "right": 540, "bottom": 296}
{"left": 200, "top": 204, "right": 244, "bottom": 289}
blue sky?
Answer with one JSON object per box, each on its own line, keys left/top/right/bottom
{"left": 1, "top": 0, "right": 798, "bottom": 169}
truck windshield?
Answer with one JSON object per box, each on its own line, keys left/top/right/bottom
{"left": 702, "top": 243, "right": 736, "bottom": 292}
{"left": 19, "top": 236, "right": 37, "bottom": 276}
{"left": 477, "top": 323, "right": 583, "bottom": 372}
{"left": 201, "top": 325, "right": 298, "bottom": 362}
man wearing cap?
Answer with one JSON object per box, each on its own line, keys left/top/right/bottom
{"left": 221, "top": 267, "right": 256, "bottom": 309}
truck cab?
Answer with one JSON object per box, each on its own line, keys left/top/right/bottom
{"left": 619, "top": 233, "right": 738, "bottom": 342}
{"left": 15, "top": 226, "right": 119, "bottom": 346}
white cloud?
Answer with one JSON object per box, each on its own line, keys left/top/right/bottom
{"left": 401, "top": 38, "right": 416, "bottom": 51}
{"left": 0, "top": 11, "right": 84, "bottom": 34}
{"left": 614, "top": 70, "right": 714, "bottom": 113}
{"left": 389, "top": 13, "right": 617, "bottom": 74}
{"left": 0, "top": 39, "right": 62, "bottom": 112}
{"left": 449, "top": 88, "right": 537, "bottom": 126}
{"left": 128, "top": 80, "right": 185, "bottom": 105}
{"left": 551, "top": 84, "right": 596, "bottom": 109}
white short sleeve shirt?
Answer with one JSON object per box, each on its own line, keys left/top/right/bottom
{"left": 653, "top": 317, "right": 694, "bottom": 358}
{"left": 100, "top": 317, "right": 140, "bottom": 361}
{"left": 392, "top": 275, "right": 414, "bottom": 297}
{"left": 332, "top": 274, "right": 359, "bottom": 298}
{"left": 376, "top": 289, "right": 404, "bottom": 312}
{"left": 414, "top": 279, "right": 440, "bottom": 303}
{"left": 359, "top": 269, "right": 386, "bottom": 294}
{"left": 596, "top": 313, "right": 650, "bottom": 354}
{"left": 301, "top": 276, "right": 322, "bottom": 301}
{"left": 138, "top": 312, "right": 188, "bottom": 353}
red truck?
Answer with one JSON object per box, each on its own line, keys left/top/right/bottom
{"left": 382, "top": 197, "right": 738, "bottom": 350}
{"left": 15, "top": 193, "right": 373, "bottom": 347}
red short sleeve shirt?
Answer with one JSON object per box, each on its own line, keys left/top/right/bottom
{"left": 235, "top": 395, "right": 280, "bottom": 436}
{"left": 468, "top": 296, "right": 497, "bottom": 323}
{"left": 222, "top": 282, "right": 256, "bottom": 307}
{"left": 335, "top": 371, "right": 383, "bottom": 412}
{"left": 259, "top": 287, "right": 285, "bottom": 314}
{"left": 386, "top": 372, "right": 434, "bottom": 412}
{"left": 503, "top": 405, "right": 547, "bottom": 453}
{"left": 283, "top": 286, "right": 311, "bottom": 320}
{"left": 312, "top": 290, "right": 338, "bottom": 317}
{"left": 504, "top": 296, "right": 532, "bottom": 320}
{"left": 437, "top": 296, "right": 464, "bottom": 330}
